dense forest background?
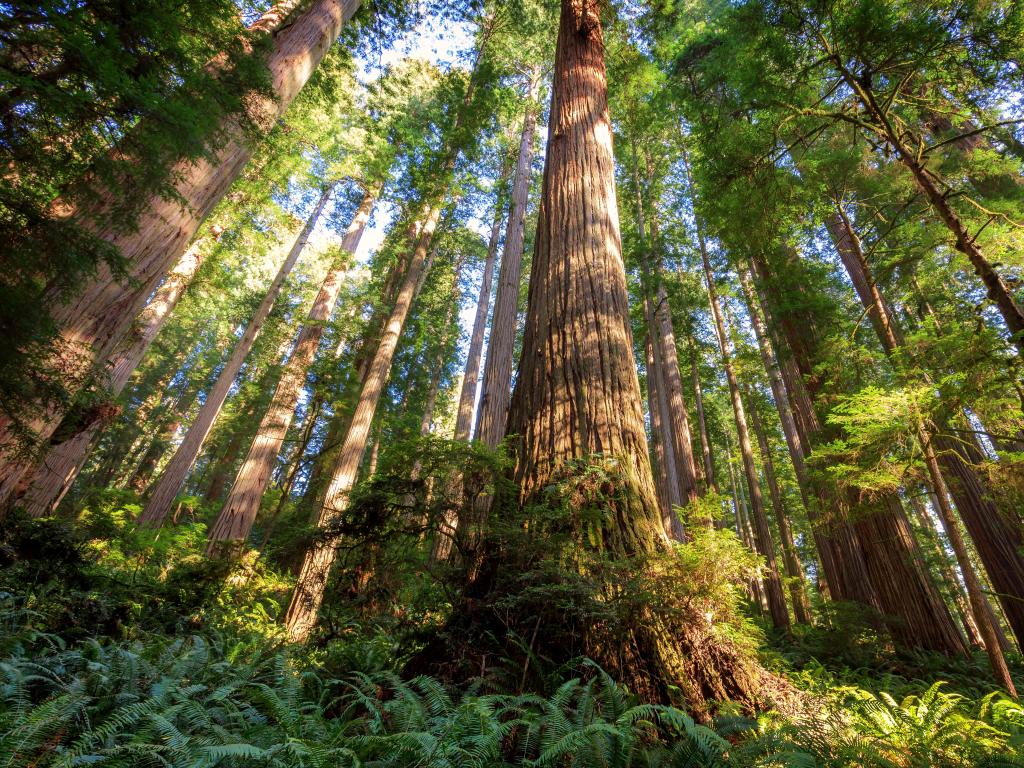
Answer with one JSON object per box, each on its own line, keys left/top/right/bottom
{"left": 0, "top": 0, "right": 1023, "bottom": 764}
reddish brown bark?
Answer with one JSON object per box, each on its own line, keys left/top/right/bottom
{"left": 0, "top": 0, "right": 360, "bottom": 505}
{"left": 206, "top": 187, "right": 374, "bottom": 550}
{"left": 701, "top": 248, "right": 789, "bottom": 631}
{"left": 453, "top": 200, "right": 504, "bottom": 442}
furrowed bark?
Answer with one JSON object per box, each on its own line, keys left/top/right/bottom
{"left": 20, "top": 239, "right": 211, "bottom": 517}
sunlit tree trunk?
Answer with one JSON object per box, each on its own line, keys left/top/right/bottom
{"left": 474, "top": 71, "right": 540, "bottom": 448}
{"left": 284, "top": 201, "right": 444, "bottom": 641}
{"left": 453, "top": 198, "right": 504, "bottom": 441}
{"left": 20, "top": 239, "right": 211, "bottom": 517}
{"left": 749, "top": 246, "right": 966, "bottom": 655}
{"left": 206, "top": 187, "right": 374, "bottom": 551}
{"left": 0, "top": 0, "right": 361, "bottom": 505}
{"left": 137, "top": 186, "right": 331, "bottom": 527}
{"left": 828, "top": 205, "right": 1015, "bottom": 689}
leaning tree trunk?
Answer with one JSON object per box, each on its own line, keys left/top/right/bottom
{"left": 206, "top": 186, "right": 374, "bottom": 552}
{"left": 453, "top": 196, "right": 505, "bottom": 441}
{"left": 137, "top": 185, "right": 332, "bottom": 527}
{"left": 474, "top": 72, "right": 540, "bottom": 449}
{"left": 433, "top": 0, "right": 766, "bottom": 716}
{"left": 701, "top": 250, "right": 789, "bottom": 632}
{"left": 284, "top": 201, "right": 444, "bottom": 642}
{"left": 20, "top": 238, "right": 212, "bottom": 517}
{"left": 0, "top": 0, "right": 360, "bottom": 506}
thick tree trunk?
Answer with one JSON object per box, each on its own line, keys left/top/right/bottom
{"left": 20, "top": 239, "right": 210, "bottom": 517}
{"left": 207, "top": 187, "right": 373, "bottom": 551}
{"left": 434, "top": 0, "right": 766, "bottom": 714}
{"left": 828, "top": 204, "right": 1021, "bottom": 669}
{"left": 474, "top": 72, "right": 540, "bottom": 449}
{"left": 0, "top": 0, "right": 360, "bottom": 505}
{"left": 453, "top": 199, "right": 504, "bottom": 441}
{"left": 137, "top": 186, "right": 332, "bottom": 527}
{"left": 747, "top": 243, "right": 965, "bottom": 653}
{"left": 284, "top": 202, "right": 443, "bottom": 641}
{"left": 702, "top": 250, "right": 789, "bottom": 631}
{"left": 749, "top": 401, "right": 812, "bottom": 624}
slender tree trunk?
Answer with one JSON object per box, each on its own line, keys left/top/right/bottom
{"left": 749, "top": 399, "right": 812, "bottom": 624}
{"left": 453, "top": 198, "right": 504, "bottom": 441}
{"left": 653, "top": 283, "right": 701, "bottom": 504}
{"left": 633, "top": 152, "right": 698, "bottom": 515}
{"left": 474, "top": 71, "right": 540, "bottom": 448}
{"left": 909, "top": 494, "right": 984, "bottom": 650}
{"left": 689, "top": 343, "right": 717, "bottom": 493}
{"left": 0, "top": 0, "right": 361, "bottom": 505}
{"left": 702, "top": 250, "right": 789, "bottom": 631}
{"left": 746, "top": 241, "right": 971, "bottom": 652}
{"left": 207, "top": 186, "right": 373, "bottom": 551}
{"left": 20, "top": 239, "right": 211, "bottom": 517}
{"left": 646, "top": 336, "right": 674, "bottom": 523}
{"left": 138, "top": 185, "right": 332, "bottom": 527}
{"left": 284, "top": 201, "right": 444, "bottom": 641}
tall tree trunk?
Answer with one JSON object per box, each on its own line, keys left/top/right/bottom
{"left": 20, "top": 238, "right": 212, "bottom": 517}
{"left": 453, "top": 197, "right": 504, "bottom": 441}
{"left": 284, "top": 201, "right": 444, "bottom": 641}
{"left": 474, "top": 71, "right": 540, "bottom": 449}
{"left": 748, "top": 399, "right": 812, "bottom": 624}
{"left": 828, "top": 204, "right": 1017, "bottom": 684}
{"left": 836, "top": 67, "right": 1024, "bottom": 354}
{"left": 748, "top": 245, "right": 966, "bottom": 654}
{"left": 701, "top": 249, "right": 789, "bottom": 632}
{"left": 447, "top": 0, "right": 765, "bottom": 714}
{"left": 0, "top": 0, "right": 361, "bottom": 505}
{"left": 207, "top": 186, "right": 374, "bottom": 551}
{"left": 908, "top": 494, "right": 984, "bottom": 650}
{"left": 137, "top": 185, "right": 332, "bottom": 527}
{"left": 653, "top": 283, "right": 701, "bottom": 504}
{"left": 646, "top": 335, "right": 675, "bottom": 524}
{"left": 689, "top": 343, "right": 717, "bottom": 493}
{"left": 633, "top": 151, "right": 698, "bottom": 514}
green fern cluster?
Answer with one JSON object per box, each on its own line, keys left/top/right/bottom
{"left": 1, "top": 627, "right": 1021, "bottom": 767}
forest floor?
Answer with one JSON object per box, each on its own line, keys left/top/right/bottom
{"left": 0, "top": 500, "right": 1021, "bottom": 767}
